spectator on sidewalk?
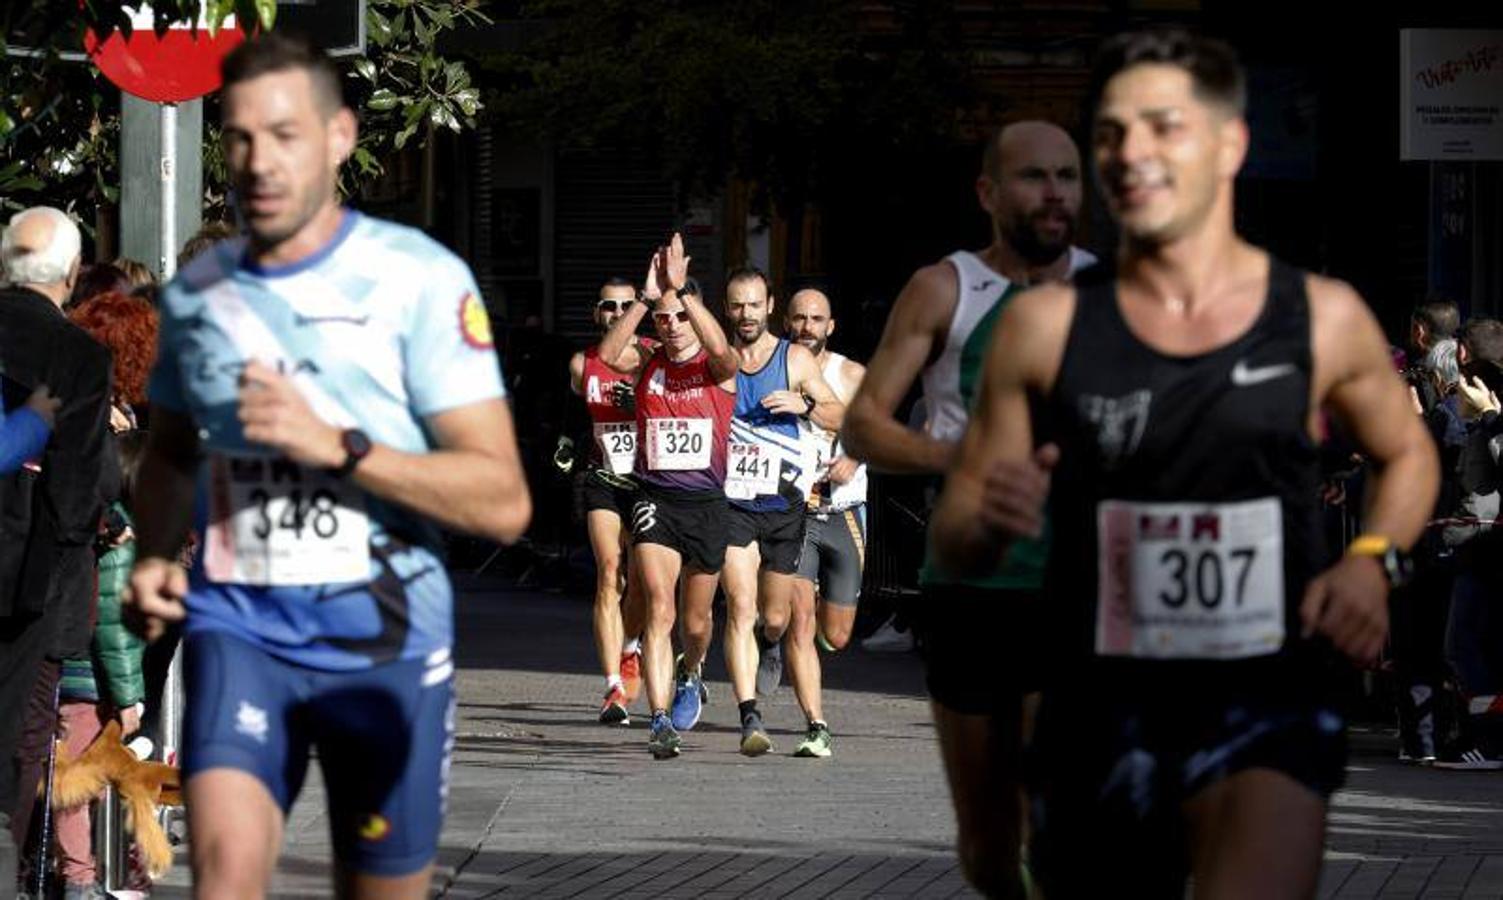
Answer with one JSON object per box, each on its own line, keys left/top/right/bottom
{"left": 1436, "top": 319, "right": 1503, "bottom": 768}
{"left": 1392, "top": 337, "right": 1465, "bottom": 764}
{"left": 0, "top": 206, "right": 116, "bottom": 892}
{"left": 53, "top": 430, "right": 149, "bottom": 900}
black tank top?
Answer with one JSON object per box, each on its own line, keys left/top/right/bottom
{"left": 1042, "top": 258, "right": 1336, "bottom": 703}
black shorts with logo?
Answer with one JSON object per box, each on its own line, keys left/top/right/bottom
{"left": 795, "top": 506, "right": 866, "bottom": 607}
{"left": 579, "top": 467, "right": 637, "bottom": 518}
{"left": 629, "top": 485, "right": 729, "bottom": 573}
{"left": 1029, "top": 685, "right": 1346, "bottom": 896}
{"left": 726, "top": 502, "right": 807, "bottom": 575}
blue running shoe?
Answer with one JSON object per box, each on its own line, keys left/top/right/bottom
{"left": 648, "top": 712, "right": 681, "bottom": 760}
{"left": 672, "top": 669, "right": 704, "bottom": 731}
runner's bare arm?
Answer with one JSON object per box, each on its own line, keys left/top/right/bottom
{"left": 841, "top": 264, "right": 959, "bottom": 473}
{"left": 1313, "top": 278, "right": 1437, "bottom": 549}
{"left": 768, "top": 343, "right": 844, "bottom": 431}
{"left": 1300, "top": 277, "right": 1439, "bottom": 663}
{"left": 840, "top": 358, "right": 867, "bottom": 397}
{"left": 825, "top": 360, "right": 868, "bottom": 483}
{"left": 680, "top": 289, "right": 741, "bottom": 384}
{"left": 132, "top": 407, "right": 202, "bottom": 562}
{"left": 569, "top": 351, "right": 586, "bottom": 395}
{"left": 235, "top": 361, "right": 532, "bottom": 544}
{"left": 349, "top": 397, "right": 533, "bottom": 543}
{"left": 599, "top": 302, "right": 651, "bottom": 376}
{"left": 125, "top": 407, "right": 201, "bottom": 638}
{"left": 930, "top": 286, "right": 1072, "bottom": 577}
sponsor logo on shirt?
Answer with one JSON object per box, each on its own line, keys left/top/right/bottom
{"left": 459, "top": 293, "right": 494, "bottom": 349}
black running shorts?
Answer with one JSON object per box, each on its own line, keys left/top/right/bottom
{"left": 1029, "top": 692, "right": 1347, "bottom": 896}
{"left": 910, "top": 584, "right": 1045, "bottom": 713}
{"left": 726, "top": 502, "right": 807, "bottom": 575}
{"left": 795, "top": 506, "right": 866, "bottom": 608}
{"left": 629, "top": 486, "right": 729, "bottom": 573}
{"left": 579, "top": 468, "right": 637, "bottom": 518}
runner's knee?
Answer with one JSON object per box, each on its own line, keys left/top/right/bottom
{"left": 192, "top": 829, "right": 273, "bottom": 899}
{"left": 594, "top": 559, "right": 622, "bottom": 598}
{"left": 819, "top": 621, "right": 852, "bottom": 651}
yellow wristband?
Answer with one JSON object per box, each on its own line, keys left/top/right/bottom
{"left": 1348, "top": 534, "right": 1393, "bottom": 557}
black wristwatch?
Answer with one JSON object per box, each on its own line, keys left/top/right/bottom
{"left": 1348, "top": 534, "right": 1413, "bottom": 589}
{"left": 330, "top": 428, "right": 373, "bottom": 479}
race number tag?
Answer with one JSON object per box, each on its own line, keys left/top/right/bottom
{"left": 644, "top": 417, "right": 712, "bottom": 471}
{"left": 724, "top": 439, "right": 779, "bottom": 500}
{"left": 594, "top": 422, "right": 637, "bottom": 475}
{"left": 203, "top": 454, "right": 371, "bottom": 586}
{"left": 1095, "top": 497, "right": 1284, "bottom": 660}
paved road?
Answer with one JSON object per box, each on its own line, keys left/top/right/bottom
{"left": 147, "top": 577, "right": 1503, "bottom": 898}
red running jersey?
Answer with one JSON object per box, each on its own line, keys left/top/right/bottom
{"left": 634, "top": 348, "right": 733, "bottom": 492}
{"left": 582, "top": 346, "right": 639, "bottom": 474}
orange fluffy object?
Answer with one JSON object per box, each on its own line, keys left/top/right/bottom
{"left": 47, "top": 720, "right": 183, "bottom": 878}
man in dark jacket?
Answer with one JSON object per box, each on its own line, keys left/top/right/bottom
{"left": 0, "top": 206, "right": 113, "bottom": 888}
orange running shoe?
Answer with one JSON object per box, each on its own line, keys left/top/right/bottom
{"left": 599, "top": 684, "right": 629, "bottom": 725}
{"left": 619, "top": 649, "right": 643, "bottom": 704}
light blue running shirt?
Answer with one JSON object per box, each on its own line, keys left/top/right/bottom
{"left": 149, "top": 210, "right": 506, "bottom": 670}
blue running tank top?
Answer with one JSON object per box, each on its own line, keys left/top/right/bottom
{"left": 728, "top": 338, "right": 806, "bottom": 513}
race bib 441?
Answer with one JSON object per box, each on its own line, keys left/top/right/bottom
{"left": 1095, "top": 497, "right": 1285, "bottom": 661}
{"left": 204, "top": 454, "right": 372, "bottom": 586}
{"left": 724, "top": 439, "right": 780, "bottom": 501}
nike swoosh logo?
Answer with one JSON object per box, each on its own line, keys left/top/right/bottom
{"left": 973, "top": 279, "right": 996, "bottom": 291}
{"left": 1231, "top": 360, "right": 1297, "bottom": 387}
{"left": 295, "top": 314, "right": 371, "bottom": 327}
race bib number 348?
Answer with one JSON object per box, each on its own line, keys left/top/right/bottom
{"left": 204, "top": 454, "right": 372, "bottom": 586}
{"left": 1096, "top": 497, "right": 1285, "bottom": 660}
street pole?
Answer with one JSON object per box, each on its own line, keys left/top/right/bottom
{"left": 120, "top": 92, "right": 200, "bottom": 281}
{"left": 160, "top": 101, "right": 178, "bottom": 280}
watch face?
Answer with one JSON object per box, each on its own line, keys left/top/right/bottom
{"left": 344, "top": 429, "right": 373, "bottom": 457}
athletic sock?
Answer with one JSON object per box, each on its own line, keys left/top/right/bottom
{"left": 622, "top": 637, "right": 641, "bottom": 655}
{"left": 606, "top": 674, "right": 623, "bottom": 691}
{"left": 738, "top": 699, "right": 759, "bottom": 723}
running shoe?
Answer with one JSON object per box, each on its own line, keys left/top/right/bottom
{"left": 620, "top": 649, "right": 642, "bottom": 704}
{"left": 756, "top": 638, "right": 783, "bottom": 698}
{"left": 671, "top": 660, "right": 704, "bottom": 731}
{"left": 793, "top": 721, "right": 833, "bottom": 758}
{"left": 648, "top": 713, "right": 681, "bottom": 760}
{"left": 599, "top": 684, "right": 629, "bottom": 726}
{"left": 1433, "top": 741, "right": 1503, "bottom": 770}
{"left": 1398, "top": 730, "right": 1436, "bottom": 765}
{"left": 861, "top": 615, "right": 914, "bottom": 653}
{"left": 740, "top": 709, "right": 773, "bottom": 757}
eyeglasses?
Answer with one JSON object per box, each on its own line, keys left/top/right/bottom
{"left": 653, "top": 310, "right": 690, "bottom": 324}
{"left": 597, "top": 299, "right": 635, "bottom": 313}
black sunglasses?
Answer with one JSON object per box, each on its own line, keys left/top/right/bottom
{"left": 597, "top": 299, "right": 635, "bottom": 313}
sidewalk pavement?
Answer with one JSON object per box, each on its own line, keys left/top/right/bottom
{"left": 147, "top": 578, "right": 1503, "bottom": 898}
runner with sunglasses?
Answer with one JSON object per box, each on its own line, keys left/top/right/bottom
{"left": 569, "top": 278, "right": 652, "bottom": 724}
{"left": 596, "top": 235, "right": 739, "bottom": 758}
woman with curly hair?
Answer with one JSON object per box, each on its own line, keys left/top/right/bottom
{"left": 68, "top": 289, "right": 159, "bottom": 432}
